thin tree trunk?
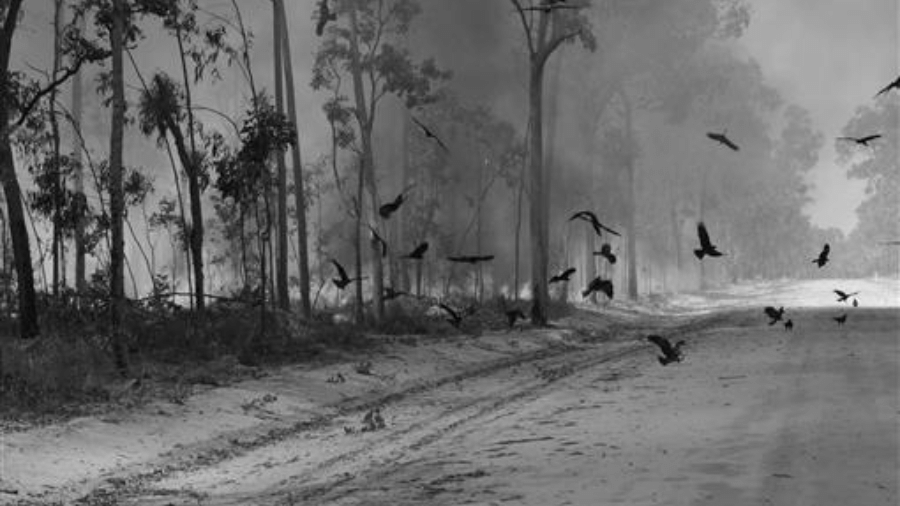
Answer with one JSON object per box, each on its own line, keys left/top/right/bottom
{"left": 50, "top": 0, "right": 63, "bottom": 296}
{"left": 272, "top": 3, "right": 289, "bottom": 310}
{"left": 109, "top": 0, "right": 128, "bottom": 374}
{"left": 276, "top": 0, "right": 311, "bottom": 318}
{"left": 528, "top": 60, "right": 548, "bottom": 324}
{"left": 72, "top": 14, "right": 86, "bottom": 293}
{"left": 622, "top": 91, "right": 638, "bottom": 300}
{"left": 348, "top": 5, "right": 384, "bottom": 322}
{"left": 354, "top": 163, "right": 364, "bottom": 324}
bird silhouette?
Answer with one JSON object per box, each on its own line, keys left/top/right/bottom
{"left": 411, "top": 117, "right": 449, "bottom": 152}
{"left": 647, "top": 335, "right": 685, "bottom": 366}
{"left": 505, "top": 308, "right": 527, "bottom": 329}
{"left": 837, "top": 134, "right": 882, "bottom": 147}
{"left": 549, "top": 267, "right": 576, "bottom": 283}
{"left": 812, "top": 243, "right": 830, "bottom": 268}
{"left": 694, "top": 222, "right": 723, "bottom": 259}
{"left": 594, "top": 243, "right": 617, "bottom": 264}
{"left": 706, "top": 131, "right": 739, "bottom": 151}
{"left": 834, "top": 289, "right": 859, "bottom": 303}
{"left": 330, "top": 259, "right": 361, "bottom": 290}
{"left": 315, "top": 0, "right": 337, "bottom": 37}
{"left": 764, "top": 306, "right": 785, "bottom": 325}
{"left": 438, "top": 302, "right": 463, "bottom": 328}
{"left": 874, "top": 75, "right": 900, "bottom": 98}
{"left": 784, "top": 319, "right": 793, "bottom": 331}
{"left": 582, "top": 276, "right": 613, "bottom": 299}
{"left": 384, "top": 287, "right": 408, "bottom": 301}
{"left": 368, "top": 225, "right": 388, "bottom": 257}
{"left": 569, "top": 210, "right": 620, "bottom": 238}
{"left": 833, "top": 313, "right": 847, "bottom": 326}
{"left": 447, "top": 255, "right": 495, "bottom": 264}
{"left": 379, "top": 193, "right": 406, "bottom": 219}
{"left": 852, "top": 298, "right": 858, "bottom": 308}
{"left": 402, "top": 241, "right": 429, "bottom": 260}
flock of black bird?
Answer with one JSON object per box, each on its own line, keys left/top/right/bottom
{"left": 315, "top": 0, "right": 900, "bottom": 366}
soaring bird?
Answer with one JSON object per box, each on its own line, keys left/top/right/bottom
{"left": 549, "top": 267, "right": 576, "bottom": 284}
{"left": 330, "top": 259, "right": 361, "bottom": 290}
{"left": 569, "top": 210, "right": 621, "bottom": 238}
{"left": 505, "top": 308, "right": 527, "bottom": 329}
{"left": 438, "top": 303, "right": 463, "bottom": 328}
{"left": 834, "top": 289, "right": 860, "bottom": 303}
{"left": 582, "top": 276, "right": 613, "bottom": 299}
{"left": 315, "top": 0, "right": 337, "bottom": 37}
{"left": 368, "top": 225, "right": 388, "bottom": 257}
{"left": 595, "top": 243, "right": 617, "bottom": 264}
{"left": 784, "top": 319, "right": 794, "bottom": 331}
{"left": 838, "top": 134, "right": 882, "bottom": 147}
{"left": 447, "top": 254, "right": 495, "bottom": 264}
{"left": 833, "top": 313, "right": 847, "bottom": 326}
{"left": 764, "top": 306, "right": 785, "bottom": 325}
{"left": 402, "top": 241, "right": 429, "bottom": 260}
{"left": 706, "top": 131, "right": 739, "bottom": 151}
{"left": 647, "top": 335, "right": 685, "bottom": 366}
{"left": 379, "top": 192, "right": 406, "bottom": 219}
{"left": 874, "top": 75, "right": 900, "bottom": 98}
{"left": 411, "top": 117, "right": 449, "bottom": 153}
{"left": 812, "top": 243, "right": 830, "bottom": 268}
{"left": 694, "top": 222, "right": 723, "bottom": 259}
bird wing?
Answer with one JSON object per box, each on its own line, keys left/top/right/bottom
{"left": 647, "top": 335, "right": 674, "bottom": 356}
{"left": 723, "top": 137, "right": 739, "bottom": 151}
{"left": 697, "top": 222, "right": 713, "bottom": 249}
{"left": 834, "top": 289, "right": 847, "bottom": 298}
{"left": 477, "top": 255, "right": 495, "bottom": 262}
{"left": 859, "top": 134, "right": 882, "bottom": 143}
{"left": 331, "top": 259, "right": 348, "bottom": 281}
{"left": 562, "top": 267, "right": 576, "bottom": 278}
{"left": 875, "top": 77, "right": 900, "bottom": 97}
{"left": 764, "top": 306, "right": 778, "bottom": 318}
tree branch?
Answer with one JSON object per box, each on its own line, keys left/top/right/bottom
{"left": 539, "top": 29, "right": 582, "bottom": 67}
{"left": 509, "top": 0, "right": 536, "bottom": 56}
{"left": 9, "top": 58, "right": 89, "bottom": 135}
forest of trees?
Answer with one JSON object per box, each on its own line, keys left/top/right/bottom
{"left": 0, "top": 0, "right": 896, "bottom": 374}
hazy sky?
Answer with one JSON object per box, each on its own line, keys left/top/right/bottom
{"left": 739, "top": 0, "right": 898, "bottom": 233}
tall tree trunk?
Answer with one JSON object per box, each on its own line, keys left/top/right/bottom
{"left": 348, "top": 5, "right": 383, "bottom": 322}
{"left": 276, "top": 0, "right": 311, "bottom": 318}
{"left": 528, "top": 60, "right": 549, "bottom": 324}
{"left": 109, "top": 0, "right": 128, "bottom": 373}
{"left": 50, "top": 0, "right": 63, "bottom": 296}
{"left": 273, "top": 2, "right": 289, "bottom": 310}
{"left": 622, "top": 91, "right": 638, "bottom": 300}
{"left": 0, "top": 0, "right": 38, "bottom": 339}
{"left": 354, "top": 162, "right": 364, "bottom": 323}
{"left": 174, "top": 24, "right": 204, "bottom": 314}
{"left": 72, "top": 14, "right": 86, "bottom": 294}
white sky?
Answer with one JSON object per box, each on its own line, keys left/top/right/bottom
{"left": 739, "top": 0, "right": 899, "bottom": 234}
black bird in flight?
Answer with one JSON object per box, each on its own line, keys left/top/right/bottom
{"left": 647, "top": 335, "right": 685, "bottom": 366}
{"left": 569, "top": 210, "right": 621, "bottom": 238}
{"left": 694, "top": 222, "right": 723, "bottom": 259}
{"left": 834, "top": 289, "right": 860, "bottom": 303}
{"left": 837, "top": 134, "right": 882, "bottom": 147}
{"left": 833, "top": 313, "right": 847, "bottom": 326}
{"left": 505, "top": 308, "right": 527, "bottom": 329}
{"left": 582, "top": 276, "right": 613, "bottom": 299}
{"left": 315, "top": 0, "right": 337, "bottom": 37}
{"left": 379, "top": 193, "right": 406, "bottom": 219}
{"left": 330, "top": 259, "right": 361, "bottom": 290}
{"left": 706, "top": 131, "right": 739, "bottom": 151}
{"left": 384, "top": 287, "right": 408, "bottom": 301}
{"left": 764, "top": 306, "right": 785, "bottom": 325}
{"left": 411, "top": 117, "right": 449, "bottom": 153}
{"left": 447, "top": 254, "right": 495, "bottom": 264}
{"left": 784, "top": 319, "right": 794, "bottom": 331}
{"left": 812, "top": 243, "right": 830, "bottom": 268}
{"left": 594, "top": 243, "right": 617, "bottom": 264}
{"left": 368, "top": 225, "right": 388, "bottom": 257}
{"left": 874, "top": 75, "right": 900, "bottom": 98}
{"left": 549, "top": 267, "right": 576, "bottom": 284}
{"left": 402, "top": 241, "right": 429, "bottom": 260}
{"left": 438, "top": 302, "right": 463, "bottom": 328}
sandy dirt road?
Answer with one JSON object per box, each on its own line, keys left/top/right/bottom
{"left": 3, "top": 280, "right": 898, "bottom": 506}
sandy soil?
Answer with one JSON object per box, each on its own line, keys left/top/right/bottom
{"left": 1, "top": 278, "right": 897, "bottom": 505}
